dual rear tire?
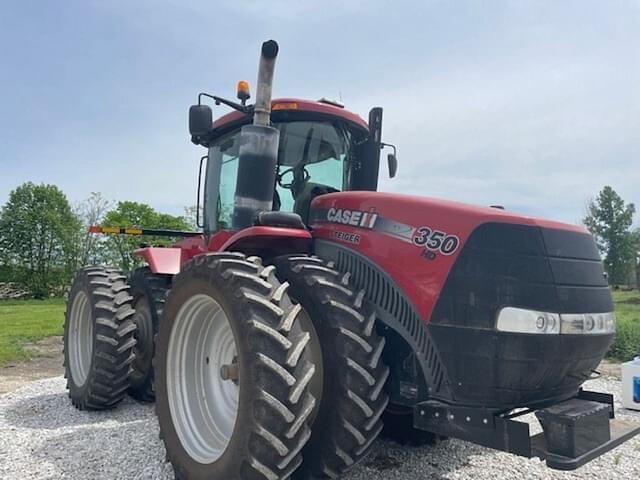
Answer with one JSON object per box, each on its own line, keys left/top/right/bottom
{"left": 63, "top": 266, "right": 137, "bottom": 410}
{"left": 64, "top": 265, "right": 169, "bottom": 409}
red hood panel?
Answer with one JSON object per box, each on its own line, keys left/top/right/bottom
{"left": 309, "top": 191, "right": 586, "bottom": 321}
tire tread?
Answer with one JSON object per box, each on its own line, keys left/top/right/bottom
{"left": 275, "top": 255, "right": 390, "bottom": 479}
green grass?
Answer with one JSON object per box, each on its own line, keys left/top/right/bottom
{"left": 609, "top": 290, "right": 640, "bottom": 361}
{"left": 0, "top": 298, "right": 65, "bottom": 366}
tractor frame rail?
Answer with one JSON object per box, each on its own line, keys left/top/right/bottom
{"left": 413, "top": 389, "right": 640, "bottom": 470}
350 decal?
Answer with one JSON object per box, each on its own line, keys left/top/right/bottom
{"left": 412, "top": 226, "right": 460, "bottom": 255}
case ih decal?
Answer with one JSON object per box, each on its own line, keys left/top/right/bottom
{"left": 315, "top": 208, "right": 460, "bottom": 255}
{"left": 326, "top": 207, "right": 379, "bottom": 228}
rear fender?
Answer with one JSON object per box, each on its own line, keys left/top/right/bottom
{"left": 133, "top": 247, "right": 183, "bottom": 275}
{"left": 134, "top": 228, "right": 311, "bottom": 275}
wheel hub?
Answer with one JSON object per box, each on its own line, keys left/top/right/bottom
{"left": 220, "top": 357, "right": 239, "bottom": 383}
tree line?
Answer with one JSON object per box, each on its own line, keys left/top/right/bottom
{"left": 584, "top": 186, "right": 639, "bottom": 287}
{"left": 0, "top": 182, "right": 193, "bottom": 298}
{"left": 0, "top": 182, "right": 638, "bottom": 298}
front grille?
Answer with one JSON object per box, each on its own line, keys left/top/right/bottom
{"left": 429, "top": 222, "right": 613, "bottom": 407}
{"left": 431, "top": 223, "right": 612, "bottom": 330}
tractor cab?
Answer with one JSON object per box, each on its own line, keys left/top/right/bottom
{"left": 190, "top": 92, "right": 395, "bottom": 232}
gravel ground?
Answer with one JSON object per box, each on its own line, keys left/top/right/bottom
{"left": 1, "top": 376, "right": 639, "bottom": 479}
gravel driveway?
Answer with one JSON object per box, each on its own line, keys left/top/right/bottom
{"left": 1, "top": 376, "right": 639, "bottom": 479}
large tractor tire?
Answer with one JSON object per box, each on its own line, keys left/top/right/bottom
{"left": 63, "top": 266, "right": 137, "bottom": 410}
{"left": 155, "top": 252, "right": 317, "bottom": 480}
{"left": 274, "top": 255, "right": 390, "bottom": 479}
{"left": 128, "top": 267, "right": 171, "bottom": 402}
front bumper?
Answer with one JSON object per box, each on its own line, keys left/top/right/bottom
{"left": 414, "top": 389, "right": 640, "bottom": 470}
{"left": 429, "top": 325, "right": 615, "bottom": 408}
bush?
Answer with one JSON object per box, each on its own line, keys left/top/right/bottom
{"left": 609, "top": 316, "right": 640, "bottom": 360}
{"left": 0, "top": 264, "right": 13, "bottom": 282}
{"left": 608, "top": 291, "right": 640, "bottom": 361}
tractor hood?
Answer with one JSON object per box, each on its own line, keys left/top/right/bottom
{"left": 311, "top": 191, "right": 586, "bottom": 238}
{"left": 309, "top": 191, "right": 592, "bottom": 321}
{"left": 310, "top": 191, "right": 613, "bottom": 408}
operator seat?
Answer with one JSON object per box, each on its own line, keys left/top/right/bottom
{"left": 254, "top": 211, "right": 306, "bottom": 229}
{"left": 293, "top": 183, "right": 339, "bottom": 224}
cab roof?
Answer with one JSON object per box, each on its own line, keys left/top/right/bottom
{"left": 211, "top": 98, "right": 370, "bottom": 134}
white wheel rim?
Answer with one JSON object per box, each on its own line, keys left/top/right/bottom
{"left": 68, "top": 291, "right": 93, "bottom": 386}
{"left": 167, "top": 294, "right": 239, "bottom": 464}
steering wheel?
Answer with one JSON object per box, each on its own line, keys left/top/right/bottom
{"left": 277, "top": 165, "right": 310, "bottom": 190}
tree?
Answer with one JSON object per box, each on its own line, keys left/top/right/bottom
{"left": 75, "top": 192, "right": 113, "bottom": 266}
{"left": 102, "top": 201, "right": 192, "bottom": 271}
{"left": 0, "top": 182, "right": 82, "bottom": 297}
{"left": 183, "top": 205, "right": 201, "bottom": 231}
{"left": 633, "top": 228, "right": 640, "bottom": 289}
{"left": 584, "top": 186, "right": 636, "bottom": 286}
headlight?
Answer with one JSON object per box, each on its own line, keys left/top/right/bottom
{"left": 496, "top": 307, "right": 560, "bottom": 334}
{"left": 559, "top": 313, "right": 616, "bottom": 334}
{"left": 496, "top": 307, "right": 615, "bottom": 335}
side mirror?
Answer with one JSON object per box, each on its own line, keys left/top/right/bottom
{"left": 387, "top": 153, "right": 398, "bottom": 178}
{"left": 382, "top": 142, "right": 398, "bottom": 179}
{"left": 189, "top": 105, "right": 213, "bottom": 136}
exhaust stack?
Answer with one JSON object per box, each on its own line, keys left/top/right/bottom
{"left": 232, "top": 40, "right": 281, "bottom": 230}
{"left": 253, "top": 40, "right": 279, "bottom": 126}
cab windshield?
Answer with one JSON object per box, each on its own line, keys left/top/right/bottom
{"left": 204, "top": 121, "right": 353, "bottom": 231}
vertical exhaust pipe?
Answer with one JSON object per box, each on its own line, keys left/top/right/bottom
{"left": 253, "top": 40, "right": 279, "bottom": 126}
{"left": 232, "top": 40, "right": 281, "bottom": 230}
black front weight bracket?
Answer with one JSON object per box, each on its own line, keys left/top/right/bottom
{"left": 413, "top": 389, "right": 640, "bottom": 470}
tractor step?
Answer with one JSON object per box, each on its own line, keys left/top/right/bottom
{"left": 531, "top": 416, "right": 640, "bottom": 470}
{"left": 413, "top": 389, "right": 640, "bottom": 470}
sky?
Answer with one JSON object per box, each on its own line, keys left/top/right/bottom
{"left": 1, "top": 0, "right": 638, "bottom": 227}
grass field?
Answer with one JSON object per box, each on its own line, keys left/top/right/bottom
{"left": 609, "top": 290, "right": 640, "bottom": 360}
{"left": 0, "top": 290, "right": 638, "bottom": 367}
{"left": 0, "top": 298, "right": 65, "bottom": 366}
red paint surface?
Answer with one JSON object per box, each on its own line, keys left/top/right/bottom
{"left": 135, "top": 227, "right": 312, "bottom": 274}
{"left": 134, "top": 247, "right": 184, "bottom": 275}
{"left": 212, "top": 98, "right": 369, "bottom": 131}
{"left": 207, "top": 231, "right": 234, "bottom": 252}
{"left": 219, "top": 226, "right": 311, "bottom": 251}
{"left": 218, "top": 226, "right": 312, "bottom": 257}
{"left": 310, "top": 191, "right": 588, "bottom": 322}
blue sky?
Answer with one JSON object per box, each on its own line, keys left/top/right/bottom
{"left": 1, "top": 1, "right": 638, "bottom": 226}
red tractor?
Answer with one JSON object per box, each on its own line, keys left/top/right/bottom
{"left": 63, "top": 40, "right": 639, "bottom": 479}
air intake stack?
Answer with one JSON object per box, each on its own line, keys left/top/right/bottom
{"left": 232, "top": 40, "right": 280, "bottom": 230}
